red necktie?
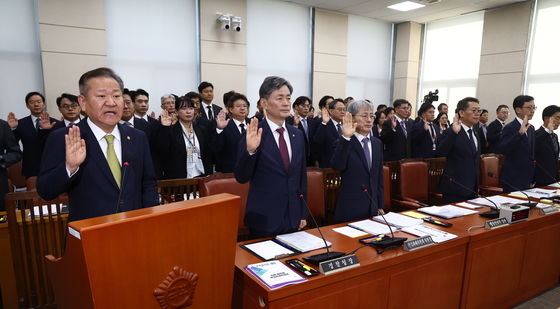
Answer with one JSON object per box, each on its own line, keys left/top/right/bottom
{"left": 276, "top": 127, "right": 290, "bottom": 171}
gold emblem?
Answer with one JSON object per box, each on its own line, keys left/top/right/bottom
{"left": 127, "top": 136, "right": 131, "bottom": 140}
{"left": 154, "top": 266, "right": 199, "bottom": 308}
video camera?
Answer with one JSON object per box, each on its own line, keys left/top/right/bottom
{"left": 423, "top": 89, "right": 439, "bottom": 105}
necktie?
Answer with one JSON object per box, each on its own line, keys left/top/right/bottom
{"left": 336, "top": 123, "right": 342, "bottom": 136}
{"left": 429, "top": 123, "right": 436, "bottom": 140}
{"left": 301, "top": 118, "right": 309, "bottom": 138}
{"left": 126, "top": 121, "right": 133, "bottom": 127}
{"left": 468, "top": 129, "right": 477, "bottom": 152}
{"left": 276, "top": 127, "right": 290, "bottom": 171}
{"left": 362, "top": 137, "right": 372, "bottom": 169}
{"left": 401, "top": 121, "right": 408, "bottom": 138}
{"left": 68, "top": 122, "right": 74, "bottom": 128}
{"left": 239, "top": 123, "right": 246, "bottom": 134}
{"left": 104, "top": 135, "right": 121, "bottom": 187}
{"left": 207, "top": 105, "right": 213, "bottom": 120}
{"left": 552, "top": 133, "right": 559, "bottom": 155}
{"left": 35, "top": 118, "right": 40, "bottom": 130}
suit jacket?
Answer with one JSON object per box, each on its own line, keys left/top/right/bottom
{"left": 380, "top": 118, "right": 411, "bottom": 161}
{"left": 474, "top": 122, "right": 489, "bottom": 154}
{"left": 234, "top": 119, "right": 307, "bottom": 235}
{"left": 156, "top": 122, "right": 212, "bottom": 179}
{"left": 330, "top": 134, "right": 384, "bottom": 222}
{"left": 135, "top": 116, "right": 162, "bottom": 179}
{"left": 0, "top": 120, "right": 22, "bottom": 210}
{"left": 436, "top": 127, "right": 480, "bottom": 201}
{"left": 312, "top": 120, "right": 339, "bottom": 168}
{"left": 534, "top": 127, "right": 559, "bottom": 186}
{"left": 211, "top": 118, "right": 248, "bottom": 173}
{"left": 486, "top": 119, "right": 504, "bottom": 154}
{"left": 199, "top": 103, "right": 222, "bottom": 122}
{"left": 499, "top": 119, "right": 535, "bottom": 192}
{"left": 37, "top": 120, "right": 65, "bottom": 155}
{"left": 37, "top": 120, "right": 159, "bottom": 221}
{"left": 410, "top": 120, "right": 440, "bottom": 159}
{"left": 14, "top": 115, "right": 58, "bottom": 177}
{"left": 287, "top": 116, "right": 319, "bottom": 166}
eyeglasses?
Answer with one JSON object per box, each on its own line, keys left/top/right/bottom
{"left": 333, "top": 108, "right": 347, "bottom": 112}
{"left": 60, "top": 103, "right": 79, "bottom": 110}
{"left": 523, "top": 106, "right": 537, "bottom": 111}
{"left": 233, "top": 104, "right": 248, "bottom": 108}
{"left": 468, "top": 109, "right": 481, "bottom": 114}
{"left": 356, "top": 114, "right": 375, "bottom": 120}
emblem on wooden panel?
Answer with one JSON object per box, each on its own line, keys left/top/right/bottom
{"left": 154, "top": 266, "right": 199, "bottom": 308}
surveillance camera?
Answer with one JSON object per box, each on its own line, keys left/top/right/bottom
{"left": 216, "top": 13, "right": 231, "bottom": 31}
{"left": 231, "top": 16, "right": 242, "bottom": 32}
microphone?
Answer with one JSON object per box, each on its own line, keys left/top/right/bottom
{"left": 360, "top": 185, "right": 406, "bottom": 250}
{"left": 487, "top": 172, "right": 537, "bottom": 209}
{"left": 115, "top": 161, "right": 129, "bottom": 213}
{"left": 442, "top": 173, "right": 500, "bottom": 219}
{"left": 297, "top": 192, "right": 345, "bottom": 264}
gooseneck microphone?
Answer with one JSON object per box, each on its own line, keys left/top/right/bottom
{"left": 442, "top": 173, "right": 500, "bottom": 219}
{"left": 360, "top": 185, "right": 406, "bottom": 250}
{"left": 487, "top": 172, "right": 537, "bottom": 209}
{"left": 297, "top": 192, "right": 345, "bottom": 264}
{"left": 115, "top": 161, "right": 129, "bottom": 213}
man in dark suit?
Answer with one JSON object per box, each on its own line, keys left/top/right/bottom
{"left": 486, "top": 104, "right": 509, "bottom": 154}
{"left": 7, "top": 92, "right": 58, "bottom": 178}
{"left": 499, "top": 95, "right": 536, "bottom": 193}
{"left": 37, "top": 93, "right": 83, "bottom": 153}
{"left": 0, "top": 119, "right": 22, "bottom": 211}
{"left": 120, "top": 88, "right": 151, "bottom": 133}
{"left": 331, "top": 101, "right": 384, "bottom": 222}
{"left": 131, "top": 88, "right": 161, "bottom": 178}
{"left": 198, "top": 81, "right": 222, "bottom": 123}
{"left": 287, "top": 96, "right": 318, "bottom": 166}
{"left": 312, "top": 98, "right": 345, "bottom": 168}
{"left": 37, "top": 67, "right": 158, "bottom": 221}
{"left": 475, "top": 109, "right": 489, "bottom": 154}
{"left": 380, "top": 99, "right": 412, "bottom": 161}
{"left": 235, "top": 76, "right": 307, "bottom": 238}
{"left": 411, "top": 103, "right": 440, "bottom": 158}
{"left": 534, "top": 105, "right": 560, "bottom": 186}
{"left": 436, "top": 97, "right": 481, "bottom": 203}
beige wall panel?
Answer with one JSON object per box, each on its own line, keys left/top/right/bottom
{"left": 314, "top": 10, "right": 347, "bottom": 56}
{"left": 201, "top": 40, "right": 246, "bottom": 66}
{"left": 393, "top": 77, "right": 418, "bottom": 105}
{"left": 200, "top": 0, "right": 247, "bottom": 44}
{"left": 394, "top": 60, "right": 419, "bottom": 79}
{"left": 480, "top": 1, "right": 532, "bottom": 55}
{"left": 476, "top": 72, "right": 523, "bottom": 121}
{"left": 479, "top": 51, "right": 526, "bottom": 75}
{"left": 40, "top": 24, "right": 106, "bottom": 55}
{"left": 395, "top": 23, "right": 411, "bottom": 62}
{"left": 313, "top": 72, "right": 346, "bottom": 102}
{"left": 314, "top": 53, "right": 346, "bottom": 74}
{"left": 41, "top": 52, "right": 107, "bottom": 117}
{"left": 39, "top": 0, "right": 105, "bottom": 29}
{"left": 201, "top": 63, "right": 247, "bottom": 108}
{"left": 407, "top": 22, "right": 422, "bottom": 60}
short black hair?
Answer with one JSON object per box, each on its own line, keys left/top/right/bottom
{"left": 56, "top": 93, "right": 78, "bottom": 107}
{"left": 374, "top": 110, "right": 385, "bottom": 125}
{"left": 223, "top": 90, "right": 235, "bottom": 105}
{"left": 376, "top": 104, "right": 387, "bottom": 111}
{"left": 259, "top": 76, "right": 293, "bottom": 99}
{"left": 184, "top": 91, "right": 202, "bottom": 102}
{"left": 437, "top": 103, "right": 448, "bottom": 112}
{"left": 383, "top": 107, "right": 394, "bottom": 116}
{"left": 481, "top": 109, "right": 488, "bottom": 115}
{"left": 542, "top": 105, "right": 560, "bottom": 121}
{"left": 78, "top": 67, "right": 123, "bottom": 95}
{"left": 318, "top": 95, "right": 334, "bottom": 109}
{"left": 328, "top": 98, "right": 345, "bottom": 110}
{"left": 175, "top": 96, "right": 195, "bottom": 110}
{"left": 456, "top": 97, "right": 479, "bottom": 113}
{"left": 226, "top": 92, "right": 250, "bottom": 109}
{"left": 513, "top": 95, "right": 534, "bottom": 110}
{"left": 25, "top": 91, "right": 45, "bottom": 105}
{"left": 393, "top": 99, "right": 409, "bottom": 109}
{"left": 198, "top": 81, "right": 213, "bottom": 93}
{"left": 496, "top": 104, "right": 509, "bottom": 112}
{"left": 435, "top": 112, "right": 448, "bottom": 124}
{"left": 123, "top": 88, "right": 131, "bottom": 97}
{"left": 131, "top": 88, "right": 149, "bottom": 101}
{"left": 418, "top": 103, "right": 435, "bottom": 116}
{"left": 293, "top": 96, "right": 311, "bottom": 109}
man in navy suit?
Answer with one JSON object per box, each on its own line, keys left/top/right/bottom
{"left": 7, "top": 92, "right": 58, "bottom": 178}
{"left": 436, "top": 97, "right": 481, "bottom": 204}
{"left": 380, "top": 99, "right": 412, "bottom": 161}
{"left": 475, "top": 109, "right": 489, "bottom": 154}
{"left": 312, "top": 98, "right": 346, "bottom": 168}
{"left": 499, "top": 95, "right": 536, "bottom": 193}
{"left": 287, "top": 96, "right": 318, "bottom": 166}
{"left": 486, "top": 105, "right": 509, "bottom": 154}
{"left": 37, "top": 67, "right": 158, "bottom": 221}
{"left": 198, "top": 81, "right": 222, "bottom": 123}
{"left": 534, "top": 105, "right": 560, "bottom": 186}
{"left": 411, "top": 103, "right": 440, "bottom": 158}
{"left": 235, "top": 76, "right": 307, "bottom": 238}
{"left": 37, "top": 93, "right": 83, "bottom": 153}
{"left": 120, "top": 88, "right": 151, "bottom": 133}
{"left": 0, "top": 119, "right": 21, "bottom": 211}
{"left": 331, "top": 101, "right": 384, "bottom": 222}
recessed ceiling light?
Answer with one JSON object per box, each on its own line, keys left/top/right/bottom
{"left": 388, "top": 1, "right": 426, "bottom": 11}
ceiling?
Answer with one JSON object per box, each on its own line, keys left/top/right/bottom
{"left": 280, "top": 0, "right": 528, "bottom": 23}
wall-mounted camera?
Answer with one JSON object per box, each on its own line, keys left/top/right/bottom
{"left": 216, "top": 13, "right": 231, "bottom": 31}
{"left": 231, "top": 16, "right": 242, "bottom": 32}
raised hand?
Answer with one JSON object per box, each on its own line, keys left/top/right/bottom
{"left": 452, "top": 114, "right": 462, "bottom": 134}
{"left": 293, "top": 112, "right": 301, "bottom": 127}
{"left": 149, "top": 111, "right": 156, "bottom": 119}
{"left": 39, "top": 112, "right": 56, "bottom": 130}
{"left": 519, "top": 114, "right": 530, "bottom": 135}
{"left": 7, "top": 112, "right": 18, "bottom": 129}
{"left": 170, "top": 112, "right": 178, "bottom": 125}
{"left": 423, "top": 119, "right": 430, "bottom": 131}
{"left": 298, "top": 219, "right": 307, "bottom": 230}
{"left": 215, "top": 110, "right": 230, "bottom": 129}
{"left": 341, "top": 112, "right": 356, "bottom": 138}
{"left": 321, "top": 108, "right": 330, "bottom": 124}
{"left": 546, "top": 117, "right": 557, "bottom": 132}
{"left": 390, "top": 115, "right": 397, "bottom": 129}
{"left": 246, "top": 117, "right": 262, "bottom": 153}
{"left": 160, "top": 110, "right": 173, "bottom": 126}
{"left": 65, "top": 126, "right": 86, "bottom": 174}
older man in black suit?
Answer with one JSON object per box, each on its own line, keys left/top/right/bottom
{"left": 534, "top": 105, "right": 560, "bottom": 186}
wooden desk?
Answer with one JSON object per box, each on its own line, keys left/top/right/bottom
{"left": 0, "top": 212, "right": 19, "bottom": 309}
{"left": 233, "top": 196, "right": 560, "bottom": 309}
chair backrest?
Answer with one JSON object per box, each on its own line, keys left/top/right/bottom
{"left": 306, "top": 168, "right": 325, "bottom": 224}
{"left": 199, "top": 173, "right": 249, "bottom": 234}
{"left": 425, "top": 157, "right": 446, "bottom": 195}
{"left": 481, "top": 156, "right": 500, "bottom": 187}
{"left": 323, "top": 168, "right": 341, "bottom": 225}
{"left": 383, "top": 165, "right": 392, "bottom": 211}
{"left": 399, "top": 160, "right": 429, "bottom": 201}
{"left": 7, "top": 161, "right": 26, "bottom": 190}
{"left": 157, "top": 178, "right": 201, "bottom": 204}
{"left": 5, "top": 191, "right": 68, "bottom": 309}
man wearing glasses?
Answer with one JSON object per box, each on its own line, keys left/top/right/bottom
{"left": 499, "top": 95, "right": 537, "bottom": 193}
{"left": 380, "top": 99, "right": 412, "bottom": 161}
{"left": 37, "top": 93, "right": 82, "bottom": 153}
{"left": 312, "top": 98, "right": 346, "bottom": 168}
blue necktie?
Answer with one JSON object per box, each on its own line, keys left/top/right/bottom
{"left": 362, "top": 137, "right": 371, "bottom": 169}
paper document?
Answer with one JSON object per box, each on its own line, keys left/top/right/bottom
{"left": 332, "top": 226, "right": 368, "bottom": 238}
{"left": 401, "top": 224, "right": 458, "bottom": 243}
{"left": 536, "top": 202, "right": 558, "bottom": 209}
{"left": 243, "top": 240, "right": 295, "bottom": 261}
{"left": 548, "top": 183, "right": 560, "bottom": 188}
{"left": 456, "top": 202, "right": 483, "bottom": 209}
{"left": 246, "top": 260, "right": 307, "bottom": 290}
{"left": 418, "top": 205, "right": 477, "bottom": 219}
{"left": 275, "top": 231, "right": 330, "bottom": 252}
{"left": 401, "top": 211, "right": 429, "bottom": 219}
{"left": 468, "top": 195, "right": 525, "bottom": 208}
{"left": 372, "top": 212, "right": 423, "bottom": 228}
{"left": 509, "top": 188, "right": 555, "bottom": 199}
{"left": 348, "top": 219, "right": 394, "bottom": 235}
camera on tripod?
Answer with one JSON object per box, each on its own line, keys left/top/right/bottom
{"left": 423, "top": 89, "right": 439, "bottom": 105}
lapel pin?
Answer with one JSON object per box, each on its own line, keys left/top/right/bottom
{"left": 127, "top": 136, "right": 131, "bottom": 140}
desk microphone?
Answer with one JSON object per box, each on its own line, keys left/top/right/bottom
{"left": 297, "top": 191, "right": 345, "bottom": 264}
{"left": 487, "top": 172, "right": 537, "bottom": 209}
{"left": 360, "top": 185, "right": 406, "bottom": 250}
{"left": 115, "top": 161, "right": 129, "bottom": 213}
{"left": 442, "top": 173, "right": 500, "bottom": 219}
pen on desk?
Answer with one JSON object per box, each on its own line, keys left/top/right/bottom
{"left": 274, "top": 253, "right": 291, "bottom": 259}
